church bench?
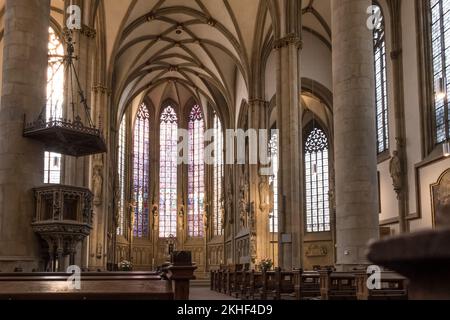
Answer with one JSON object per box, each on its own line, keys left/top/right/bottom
{"left": 273, "top": 269, "right": 296, "bottom": 300}
{"left": 255, "top": 270, "right": 277, "bottom": 300}
{"left": 0, "top": 251, "right": 196, "bottom": 300}
{"left": 355, "top": 271, "right": 408, "bottom": 300}
{"left": 244, "top": 271, "right": 263, "bottom": 300}
{"left": 229, "top": 271, "right": 244, "bottom": 297}
{"left": 237, "top": 269, "right": 251, "bottom": 298}
{"left": 293, "top": 270, "right": 321, "bottom": 300}
{"left": 0, "top": 274, "right": 173, "bottom": 300}
{"left": 319, "top": 270, "right": 357, "bottom": 300}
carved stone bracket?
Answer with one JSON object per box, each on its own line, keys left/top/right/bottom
{"left": 273, "top": 34, "right": 303, "bottom": 50}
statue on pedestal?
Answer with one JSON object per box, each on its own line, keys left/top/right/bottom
{"left": 92, "top": 154, "right": 104, "bottom": 206}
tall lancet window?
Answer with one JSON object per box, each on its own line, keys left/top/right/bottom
{"left": 305, "top": 125, "right": 330, "bottom": 233}
{"left": 269, "top": 131, "right": 279, "bottom": 233}
{"left": 159, "top": 106, "right": 178, "bottom": 238}
{"left": 44, "top": 27, "right": 64, "bottom": 184}
{"left": 117, "top": 116, "right": 127, "bottom": 236}
{"left": 133, "top": 104, "right": 150, "bottom": 238}
{"left": 373, "top": 4, "right": 389, "bottom": 154}
{"left": 430, "top": 0, "right": 450, "bottom": 143}
{"left": 213, "top": 113, "right": 224, "bottom": 237}
{"left": 188, "top": 105, "right": 205, "bottom": 237}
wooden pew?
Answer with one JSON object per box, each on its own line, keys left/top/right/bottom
{"left": 0, "top": 272, "right": 173, "bottom": 300}
{"left": 245, "top": 271, "right": 263, "bottom": 300}
{"left": 255, "top": 270, "right": 277, "bottom": 300}
{"left": 0, "top": 251, "right": 196, "bottom": 300}
{"left": 273, "top": 268, "right": 295, "bottom": 300}
{"left": 237, "top": 269, "right": 250, "bottom": 299}
{"left": 293, "top": 269, "right": 321, "bottom": 300}
{"left": 355, "top": 271, "right": 408, "bottom": 300}
{"left": 319, "top": 270, "right": 357, "bottom": 300}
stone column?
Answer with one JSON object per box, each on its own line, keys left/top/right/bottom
{"left": 0, "top": 0, "right": 50, "bottom": 272}
{"left": 248, "top": 99, "right": 270, "bottom": 267}
{"left": 275, "top": 34, "right": 303, "bottom": 270}
{"left": 332, "top": 0, "right": 379, "bottom": 269}
{"left": 388, "top": 0, "right": 409, "bottom": 233}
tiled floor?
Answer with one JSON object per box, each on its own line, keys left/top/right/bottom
{"left": 190, "top": 287, "right": 238, "bottom": 300}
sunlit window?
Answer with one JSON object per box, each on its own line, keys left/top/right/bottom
{"left": 269, "top": 131, "right": 278, "bottom": 233}
{"left": 187, "top": 105, "right": 205, "bottom": 237}
{"left": 305, "top": 126, "right": 330, "bottom": 233}
{"left": 430, "top": 0, "right": 450, "bottom": 143}
{"left": 213, "top": 113, "right": 224, "bottom": 236}
{"left": 117, "top": 116, "right": 127, "bottom": 236}
{"left": 159, "top": 106, "right": 178, "bottom": 238}
{"left": 133, "top": 104, "right": 150, "bottom": 238}
{"left": 373, "top": 4, "right": 389, "bottom": 154}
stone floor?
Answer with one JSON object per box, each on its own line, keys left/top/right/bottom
{"left": 190, "top": 287, "right": 238, "bottom": 300}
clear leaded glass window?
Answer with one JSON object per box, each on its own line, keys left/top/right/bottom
{"left": 187, "top": 105, "right": 205, "bottom": 238}
{"left": 213, "top": 113, "right": 224, "bottom": 236}
{"left": 133, "top": 104, "right": 150, "bottom": 238}
{"left": 117, "top": 116, "right": 127, "bottom": 236}
{"left": 373, "top": 4, "right": 389, "bottom": 154}
{"left": 305, "top": 126, "right": 330, "bottom": 233}
{"left": 269, "top": 131, "right": 279, "bottom": 233}
{"left": 44, "top": 27, "right": 64, "bottom": 184}
{"left": 159, "top": 106, "right": 178, "bottom": 238}
{"left": 430, "top": 0, "right": 450, "bottom": 143}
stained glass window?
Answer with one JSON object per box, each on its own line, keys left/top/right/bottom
{"left": 117, "top": 116, "right": 127, "bottom": 236}
{"left": 430, "top": 0, "right": 450, "bottom": 143}
{"left": 213, "top": 113, "right": 224, "bottom": 237}
{"left": 133, "top": 104, "right": 150, "bottom": 238}
{"left": 159, "top": 106, "right": 178, "bottom": 238}
{"left": 305, "top": 126, "right": 330, "bottom": 233}
{"left": 44, "top": 27, "right": 64, "bottom": 184}
{"left": 188, "top": 105, "right": 205, "bottom": 238}
{"left": 269, "top": 131, "right": 279, "bottom": 233}
{"left": 373, "top": 4, "right": 389, "bottom": 154}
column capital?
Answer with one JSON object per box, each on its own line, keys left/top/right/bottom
{"left": 273, "top": 34, "right": 303, "bottom": 50}
{"left": 92, "top": 84, "right": 112, "bottom": 96}
{"left": 248, "top": 98, "right": 268, "bottom": 107}
{"left": 64, "top": 25, "right": 97, "bottom": 39}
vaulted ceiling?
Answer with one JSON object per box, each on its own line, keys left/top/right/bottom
{"left": 100, "top": 0, "right": 331, "bottom": 122}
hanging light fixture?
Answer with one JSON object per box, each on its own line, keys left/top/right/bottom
{"left": 435, "top": 76, "right": 447, "bottom": 100}
{"left": 23, "top": 31, "right": 107, "bottom": 157}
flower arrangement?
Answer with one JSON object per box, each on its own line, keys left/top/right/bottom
{"left": 118, "top": 260, "right": 133, "bottom": 271}
{"left": 258, "top": 259, "right": 273, "bottom": 272}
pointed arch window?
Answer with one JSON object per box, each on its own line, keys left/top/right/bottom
{"left": 305, "top": 126, "right": 330, "bottom": 233}
{"left": 269, "top": 131, "right": 279, "bottom": 233}
{"left": 159, "top": 106, "right": 178, "bottom": 238}
{"left": 372, "top": 4, "right": 389, "bottom": 154}
{"left": 44, "top": 27, "right": 64, "bottom": 184}
{"left": 430, "top": 0, "right": 450, "bottom": 143}
{"left": 188, "top": 105, "right": 205, "bottom": 238}
{"left": 117, "top": 116, "right": 127, "bottom": 236}
{"left": 213, "top": 113, "right": 224, "bottom": 237}
{"left": 133, "top": 104, "right": 150, "bottom": 238}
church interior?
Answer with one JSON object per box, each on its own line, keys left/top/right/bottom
{"left": 0, "top": 0, "right": 450, "bottom": 301}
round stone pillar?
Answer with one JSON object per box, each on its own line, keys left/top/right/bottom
{"left": 332, "top": 0, "right": 380, "bottom": 269}
{"left": 0, "top": 0, "right": 50, "bottom": 272}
